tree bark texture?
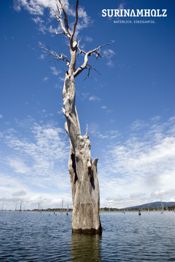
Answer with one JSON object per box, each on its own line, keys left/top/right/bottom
{"left": 63, "top": 63, "right": 102, "bottom": 234}
{"left": 48, "top": 0, "right": 103, "bottom": 234}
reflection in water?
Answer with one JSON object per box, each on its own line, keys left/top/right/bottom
{"left": 71, "top": 233, "right": 101, "bottom": 262}
{"left": 1, "top": 212, "right": 175, "bottom": 261}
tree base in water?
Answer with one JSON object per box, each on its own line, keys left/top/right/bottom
{"left": 72, "top": 226, "right": 102, "bottom": 235}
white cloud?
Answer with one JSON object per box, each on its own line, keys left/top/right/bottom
{"left": 1, "top": 116, "right": 175, "bottom": 209}
{"left": 50, "top": 66, "right": 60, "bottom": 76}
{"left": 84, "top": 36, "right": 93, "bottom": 43}
{"left": 103, "top": 49, "right": 115, "bottom": 67}
{"left": 76, "top": 7, "right": 91, "bottom": 33}
{"left": 48, "top": 25, "right": 61, "bottom": 35}
{"left": 100, "top": 105, "right": 112, "bottom": 113}
{"left": 0, "top": 171, "right": 71, "bottom": 210}
{"left": 89, "top": 122, "right": 120, "bottom": 140}
{"left": 101, "top": 105, "right": 107, "bottom": 110}
{"left": 6, "top": 123, "right": 67, "bottom": 165}
{"left": 0, "top": 114, "right": 3, "bottom": 119}
{"left": 14, "top": 0, "right": 90, "bottom": 34}
{"left": 0, "top": 119, "right": 71, "bottom": 209}
{"left": 8, "top": 158, "right": 30, "bottom": 174}
{"left": 89, "top": 95, "right": 100, "bottom": 102}
{"left": 100, "top": 116, "right": 175, "bottom": 207}
{"left": 43, "top": 76, "right": 49, "bottom": 81}
{"left": 12, "top": 190, "right": 27, "bottom": 197}
{"left": 95, "top": 130, "right": 119, "bottom": 140}
{"left": 14, "top": 0, "right": 67, "bottom": 15}
{"left": 40, "top": 53, "right": 45, "bottom": 60}
{"left": 0, "top": 173, "right": 30, "bottom": 208}
{"left": 32, "top": 16, "right": 46, "bottom": 33}
{"left": 130, "top": 119, "right": 147, "bottom": 131}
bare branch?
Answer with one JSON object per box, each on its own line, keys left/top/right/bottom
{"left": 83, "top": 65, "right": 91, "bottom": 80}
{"left": 74, "top": 44, "right": 105, "bottom": 77}
{"left": 77, "top": 44, "right": 86, "bottom": 55}
{"left": 40, "top": 43, "right": 70, "bottom": 66}
{"left": 55, "top": 0, "right": 71, "bottom": 38}
{"left": 74, "top": 42, "right": 112, "bottom": 77}
{"left": 58, "top": 0, "right": 70, "bottom": 33}
{"left": 71, "top": 0, "right": 79, "bottom": 43}
{"left": 83, "top": 64, "right": 101, "bottom": 80}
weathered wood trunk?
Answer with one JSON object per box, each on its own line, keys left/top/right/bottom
{"left": 69, "top": 149, "right": 102, "bottom": 234}
{"left": 50, "top": 0, "right": 103, "bottom": 234}
{"left": 62, "top": 59, "right": 102, "bottom": 234}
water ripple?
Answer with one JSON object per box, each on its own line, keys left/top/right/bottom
{"left": 0, "top": 211, "right": 175, "bottom": 261}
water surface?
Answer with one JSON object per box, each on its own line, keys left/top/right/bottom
{"left": 0, "top": 211, "right": 175, "bottom": 261}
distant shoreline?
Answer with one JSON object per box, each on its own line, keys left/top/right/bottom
{"left": 1, "top": 207, "right": 175, "bottom": 212}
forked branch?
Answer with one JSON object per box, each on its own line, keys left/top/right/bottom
{"left": 74, "top": 45, "right": 103, "bottom": 77}
{"left": 53, "top": 0, "right": 109, "bottom": 78}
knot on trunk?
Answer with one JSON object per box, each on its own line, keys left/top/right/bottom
{"left": 76, "top": 135, "right": 91, "bottom": 167}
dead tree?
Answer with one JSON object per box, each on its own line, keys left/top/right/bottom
{"left": 46, "top": 0, "right": 103, "bottom": 234}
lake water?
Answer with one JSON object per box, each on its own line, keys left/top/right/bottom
{"left": 0, "top": 211, "right": 175, "bottom": 261}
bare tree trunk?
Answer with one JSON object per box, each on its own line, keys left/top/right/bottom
{"left": 43, "top": 0, "right": 103, "bottom": 234}
{"left": 63, "top": 69, "right": 102, "bottom": 234}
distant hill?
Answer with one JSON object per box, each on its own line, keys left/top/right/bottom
{"left": 126, "top": 201, "right": 175, "bottom": 210}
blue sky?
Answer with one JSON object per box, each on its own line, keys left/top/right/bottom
{"left": 0, "top": 0, "right": 175, "bottom": 209}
